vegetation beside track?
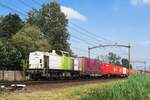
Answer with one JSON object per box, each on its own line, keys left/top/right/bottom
{"left": 0, "top": 79, "right": 124, "bottom": 100}
{"left": 0, "top": 75, "right": 150, "bottom": 100}
{"left": 82, "top": 74, "right": 150, "bottom": 100}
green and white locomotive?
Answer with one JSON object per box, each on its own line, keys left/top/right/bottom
{"left": 27, "top": 50, "right": 79, "bottom": 80}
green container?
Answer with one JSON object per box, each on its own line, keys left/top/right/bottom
{"left": 61, "top": 55, "right": 73, "bottom": 70}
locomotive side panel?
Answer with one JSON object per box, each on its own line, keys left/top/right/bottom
{"left": 29, "top": 52, "right": 49, "bottom": 69}
{"left": 61, "top": 56, "right": 74, "bottom": 70}
{"left": 49, "top": 54, "right": 62, "bottom": 70}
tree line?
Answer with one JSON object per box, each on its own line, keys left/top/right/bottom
{"left": 0, "top": 2, "right": 71, "bottom": 70}
{"left": 0, "top": 1, "right": 132, "bottom": 70}
{"left": 99, "top": 52, "right": 132, "bottom": 69}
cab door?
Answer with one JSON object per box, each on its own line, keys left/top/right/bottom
{"left": 44, "top": 55, "right": 49, "bottom": 69}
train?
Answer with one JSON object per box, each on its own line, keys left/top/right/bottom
{"left": 27, "top": 50, "right": 141, "bottom": 80}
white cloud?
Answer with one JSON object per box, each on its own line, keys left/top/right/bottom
{"left": 130, "top": 0, "right": 142, "bottom": 6}
{"left": 130, "top": 0, "right": 150, "bottom": 6}
{"left": 143, "top": 0, "right": 150, "bottom": 4}
{"left": 61, "top": 6, "right": 86, "bottom": 22}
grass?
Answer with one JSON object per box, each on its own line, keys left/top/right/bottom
{"left": 0, "top": 80, "right": 121, "bottom": 100}
{"left": 0, "top": 75, "right": 150, "bottom": 100}
{"left": 81, "top": 74, "right": 150, "bottom": 100}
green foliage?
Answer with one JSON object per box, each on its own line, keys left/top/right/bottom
{"left": 0, "top": 13, "right": 24, "bottom": 38}
{"left": 21, "top": 59, "right": 28, "bottom": 70}
{"left": 121, "top": 58, "right": 129, "bottom": 68}
{"left": 121, "top": 58, "right": 133, "bottom": 69}
{"left": 81, "top": 75, "right": 150, "bottom": 100}
{"left": 11, "top": 26, "right": 51, "bottom": 59}
{"left": 0, "top": 2, "right": 72, "bottom": 69}
{"left": 130, "top": 64, "right": 133, "bottom": 69}
{"left": 115, "top": 61, "right": 121, "bottom": 66}
{"left": 27, "top": 2, "right": 71, "bottom": 53}
{"left": 0, "top": 42, "right": 22, "bottom": 70}
{"left": 107, "top": 52, "right": 121, "bottom": 65}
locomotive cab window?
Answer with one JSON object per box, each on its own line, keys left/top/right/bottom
{"left": 40, "top": 59, "right": 42, "bottom": 63}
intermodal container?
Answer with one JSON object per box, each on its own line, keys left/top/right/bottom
{"left": 109, "top": 64, "right": 116, "bottom": 75}
{"left": 79, "top": 57, "right": 101, "bottom": 75}
{"left": 101, "top": 63, "right": 110, "bottom": 75}
{"left": 117, "top": 66, "right": 123, "bottom": 76}
{"left": 128, "top": 69, "right": 133, "bottom": 75}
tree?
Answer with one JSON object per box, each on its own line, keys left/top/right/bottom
{"left": 11, "top": 26, "right": 51, "bottom": 59}
{"left": 107, "top": 52, "right": 121, "bottom": 65}
{"left": 0, "top": 16, "right": 3, "bottom": 23}
{"left": 27, "top": 2, "right": 71, "bottom": 53}
{"left": 0, "top": 42, "right": 22, "bottom": 70}
{"left": 121, "top": 58, "right": 129, "bottom": 68}
{"left": 0, "top": 13, "right": 24, "bottom": 38}
{"left": 116, "top": 61, "right": 121, "bottom": 66}
{"left": 130, "top": 64, "right": 133, "bottom": 69}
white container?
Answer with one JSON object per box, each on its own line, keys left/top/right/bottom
{"left": 123, "top": 67, "right": 127, "bottom": 74}
{"left": 74, "top": 58, "right": 80, "bottom": 71}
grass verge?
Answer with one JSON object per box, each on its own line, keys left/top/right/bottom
{"left": 81, "top": 74, "right": 150, "bottom": 100}
{"left": 1, "top": 75, "right": 150, "bottom": 100}
{"left": 0, "top": 79, "right": 123, "bottom": 100}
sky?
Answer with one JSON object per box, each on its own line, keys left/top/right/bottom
{"left": 0, "top": 0, "right": 150, "bottom": 70}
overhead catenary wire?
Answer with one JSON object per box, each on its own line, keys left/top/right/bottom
{"left": 71, "top": 34, "right": 95, "bottom": 46}
{"left": 32, "top": 0, "right": 42, "bottom": 6}
{"left": 69, "top": 22, "right": 117, "bottom": 44}
{"left": 71, "top": 46, "right": 97, "bottom": 56}
{"left": 69, "top": 22, "right": 128, "bottom": 57}
{"left": 69, "top": 23, "right": 128, "bottom": 57}
{"left": 15, "top": 0, "right": 127, "bottom": 48}
{"left": 18, "top": 0, "right": 35, "bottom": 9}
{"left": 0, "top": 3, "right": 94, "bottom": 44}
{"left": 12, "top": 0, "right": 124, "bottom": 47}
{"left": 0, "top": 1, "right": 128, "bottom": 59}
{"left": 0, "top": 2, "right": 96, "bottom": 55}
{"left": 69, "top": 26, "right": 103, "bottom": 45}
{"left": 16, "top": 0, "right": 106, "bottom": 47}
{"left": 0, "top": 2, "right": 27, "bottom": 16}
{"left": 69, "top": 25, "right": 127, "bottom": 56}
{"left": 15, "top": 0, "right": 118, "bottom": 46}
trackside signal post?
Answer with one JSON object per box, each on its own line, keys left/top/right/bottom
{"left": 88, "top": 44, "right": 131, "bottom": 72}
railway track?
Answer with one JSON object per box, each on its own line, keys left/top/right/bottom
{"left": 27, "top": 77, "right": 127, "bottom": 91}
{"left": 0, "top": 77, "right": 127, "bottom": 86}
{"left": 0, "top": 77, "right": 127, "bottom": 91}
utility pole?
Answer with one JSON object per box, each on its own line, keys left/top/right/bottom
{"left": 128, "top": 44, "right": 131, "bottom": 71}
{"left": 88, "top": 43, "right": 131, "bottom": 72}
{"left": 88, "top": 46, "right": 90, "bottom": 58}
